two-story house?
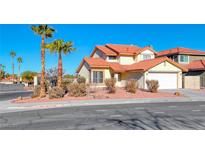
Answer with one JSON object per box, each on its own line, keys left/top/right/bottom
{"left": 76, "top": 44, "right": 187, "bottom": 89}
{"left": 157, "top": 47, "right": 205, "bottom": 89}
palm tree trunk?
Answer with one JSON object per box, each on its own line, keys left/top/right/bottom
{"left": 12, "top": 58, "right": 14, "bottom": 82}
{"left": 18, "top": 63, "right": 20, "bottom": 83}
{"left": 40, "top": 35, "right": 46, "bottom": 97}
{"left": 57, "top": 52, "right": 63, "bottom": 87}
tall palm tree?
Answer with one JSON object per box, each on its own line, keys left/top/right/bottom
{"left": 17, "top": 57, "right": 23, "bottom": 82}
{"left": 31, "top": 24, "right": 55, "bottom": 97}
{"left": 45, "top": 39, "right": 75, "bottom": 87}
{"left": 10, "top": 51, "right": 16, "bottom": 82}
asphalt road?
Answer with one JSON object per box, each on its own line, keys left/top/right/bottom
{"left": 1, "top": 101, "right": 205, "bottom": 130}
{"left": 0, "top": 91, "right": 33, "bottom": 101}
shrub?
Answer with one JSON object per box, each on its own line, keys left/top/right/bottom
{"left": 104, "top": 78, "right": 116, "bottom": 93}
{"left": 146, "top": 80, "right": 159, "bottom": 93}
{"left": 125, "top": 80, "right": 138, "bottom": 93}
{"left": 32, "top": 85, "right": 41, "bottom": 98}
{"left": 68, "top": 83, "right": 87, "bottom": 97}
{"left": 77, "top": 76, "right": 86, "bottom": 84}
{"left": 62, "top": 78, "right": 74, "bottom": 93}
{"left": 48, "top": 87, "right": 65, "bottom": 99}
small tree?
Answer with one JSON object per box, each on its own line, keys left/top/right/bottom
{"left": 125, "top": 80, "right": 138, "bottom": 93}
{"left": 0, "top": 64, "right": 6, "bottom": 80}
{"left": 146, "top": 80, "right": 159, "bottom": 93}
{"left": 21, "top": 71, "right": 38, "bottom": 84}
{"left": 104, "top": 78, "right": 116, "bottom": 93}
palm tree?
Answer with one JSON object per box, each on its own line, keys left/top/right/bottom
{"left": 17, "top": 57, "right": 23, "bottom": 82}
{"left": 45, "top": 39, "right": 75, "bottom": 87}
{"left": 31, "top": 24, "right": 55, "bottom": 97}
{"left": 10, "top": 51, "right": 16, "bottom": 82}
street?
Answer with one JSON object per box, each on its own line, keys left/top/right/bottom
{"left": 0, "top": 101, "right": 205, "bottom": 130}
{"left": 0, "top": 91, "right": 33, "bottom": 101}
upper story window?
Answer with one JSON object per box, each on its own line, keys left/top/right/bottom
{"left": 143, "top": 54, "right": 152, "bottom": 60}
{"left": 179, "top": 55, "right": 189, "bottom": 63}
{"left": 108, "top": 56, "right": 117, "bottom": 60}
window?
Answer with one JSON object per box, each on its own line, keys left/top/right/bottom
{"left": 108, "top": 56, "right": 117, "bottom": 60}
{"left": 93, "top": 71, "right": 103, "bottom": 83}
{"left": 143, "top": 54, "right": 152, "bottom": 60}
{"left": 180, "top": 55, "right": 189, "bottom": 63}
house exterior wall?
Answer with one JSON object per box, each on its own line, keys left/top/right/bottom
{"left": 78, "top": 62, "right": 90, "bottom": 83}
{"left": 121, "top": 72, "right": 144, "bottom": 88}
{"left": 119, "top": 56, "right": 135, "bottom": 65}
{"left": 136, "top": 49, "right": 155, "bottom": 62}
{"left": 189, "top": 55, "right": 205, "bottom": 62}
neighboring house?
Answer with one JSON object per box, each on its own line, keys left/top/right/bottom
{"left": 157, "top": 47, "right": 205, "bottom": 89}
{"left": 76, "top": 44, "right": 187, "bottom": 89}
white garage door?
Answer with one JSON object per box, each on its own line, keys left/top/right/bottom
{"left": 148, "top": 72, "right": 177, "bottom": 89}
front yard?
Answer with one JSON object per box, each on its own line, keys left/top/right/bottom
{"left": 12, "top": 88, "right": 181, "bottom": 104}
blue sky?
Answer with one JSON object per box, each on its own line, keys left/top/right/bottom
{"left": 0, "top": 24, "right": 205, "bottom": 75}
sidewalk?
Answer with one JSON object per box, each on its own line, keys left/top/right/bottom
{"left": 0, "top": 89, "right": 204, "bottom": 114}
{"left": 0, "top": 96, "right": 198, "bottom": 113}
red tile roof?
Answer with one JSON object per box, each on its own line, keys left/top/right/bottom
{"left": 76, "top": 57, "right": 188, "bottom": 73}
{"left": 105, "top": 44, "right": 141, "bottom": 56}
{"left": 183, "top": 60, "right": 205, "bottom": 71}
{"left": 125, "top": 57, "right": 188, "bottom": 72}
{"left": 157, "top": 47, "right": 205, "bottom": 57}
{"left": 108, "top": 63, "right": 127, "bottom": 73}
{"left": 90, "top": 44, "right": 156, "bottom": 57}
{"left": 84, "top": 57, "right": 109, "bottom": 68}
{"left": 95, "top": 46, "right": 117, "bottom": 56}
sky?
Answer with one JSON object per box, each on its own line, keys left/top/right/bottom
{"left": 1, "top": 24, "right": 205, "bottom": 75}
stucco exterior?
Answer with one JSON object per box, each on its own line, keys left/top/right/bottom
{"left": 78, "top": 62, "right": 90, "bottom": 83}
{"left": 136, "top": 49, "right": 155, "bottom": 62}
{"left": 119, "top": 56, "right": 135, "bottom": 65}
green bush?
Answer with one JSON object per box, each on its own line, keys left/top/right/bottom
{"left": 48, "top": 87, "right": 65, "bottom": 99}
{"left": 146, "top": 80, "right": 159, "bottom": 93}
{"left": 125, "top": 80, "right": 138, "bottom": 93}
{"left": 104, "top": 78, "right": 116, "bottom": 93}
{"left": 68, "top": 83, "right": 87, "bottom": 97}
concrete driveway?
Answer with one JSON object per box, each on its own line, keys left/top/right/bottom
{"left": 162, "top": 89, "right": 205, "bottom": 101}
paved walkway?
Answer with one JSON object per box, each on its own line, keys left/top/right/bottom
{"left": 162, "top": 89, "right": 205, "bottom": 101}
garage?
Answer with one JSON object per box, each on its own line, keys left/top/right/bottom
{"left": 147, "top": 72, "right": 178, "bottom": 89}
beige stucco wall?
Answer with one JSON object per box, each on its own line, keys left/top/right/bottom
{"left": 149, "top": 61, "right": 181, "bottom": 72}
{"left": 121, "top": 72, "right": 144, "bottom": 88}
{"left": 136, "top": 49, "right": 155, "bottom": 62}
{"left": 189, "top": 55, "right": 205, "bottom": 62}
{"left": 78, "top": 62, "right": 90, "bottom": 83}
{"left": 119, "top": 56, "right": 135, "bottom": 65}
{"left": 145, "top": 61, "right": 182, "bottom": 88}
{"left": 184, "top": 76, "right": 200, "bottom": 89}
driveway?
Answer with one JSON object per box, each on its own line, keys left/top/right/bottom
{"left": 161, "top": 89, "right": 205, "bottom": 101}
